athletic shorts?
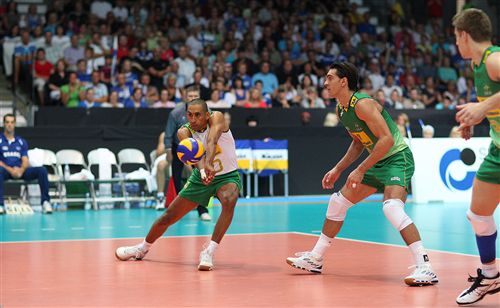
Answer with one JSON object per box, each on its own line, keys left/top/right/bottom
{"left": 476, "top": 142, "right": 500, "bottom": 184}
{"left": 179, "top": 169, "right": 242, "bottom": 207}
{"left": 361, "top": 147, "right": 414, "bottom": 192}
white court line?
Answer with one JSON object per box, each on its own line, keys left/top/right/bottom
{"left": 41, "top": 228, "right": 55, "bottom": 231}
{"left": 291, "top": 231, "right": 497, "bottom": 259}
{"left": 70, "top": 227, "right": 85, "bottom": 231}
{"left": 1, "top": 231, "right": 296, "bottom": 244}
{"left": 127, "top": 226, "right": 143, "bottom": 229}
{"left": 11, "top": 229, "right": 26, "bottom": 232}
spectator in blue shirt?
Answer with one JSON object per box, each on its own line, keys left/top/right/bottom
{"left": 14, "top": 29, "right": 36, "bottom": 85}
{"left": 0, "top": 114, "right": 52, "bottom": 214}
{"left": 252, "top": 61, "right": 278, "bottom": 95}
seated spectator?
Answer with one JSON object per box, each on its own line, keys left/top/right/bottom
{"left": 79, "top": 88, "right": 101, "bottom": 108}
{"left": 35, "top": 31, "right": 60, "bottom": 65}
{"left": 76, "top": 59, "right": 91, "bottom": 85}
{"left": 435, "top": 93, "right": 456, "bottom": 110}
{"left": 295, "top": 74, "right": 315, "bottom": 105}
{"left": 244, "top": 88, "right": 267, "bottom": 108}
{"left": 46, "top": 59, "right": 68, "bottom": 106}
{"left": 121, "top": 58, "right": 139, "bottom": 88}
{"left": 0, "top": 114, "right": 52, "bottom": 215}
{"left": 359, "top": 77, "right": 375, "bottom": 97}
{"left": 403, "top": 88, "right": 425, "bottom": 109}
{"left": 101, "top": 91, "right": 124, "bottom": 108}
{"left": 301, "top": 87, "right": 325, "bottom": 108}
{"left": 152, "top": 89, "right": 176, "bottom": 108}
{"left": 138, "top": 73, "right": 159, "bottom": 105}
{"left": 422, "top": 125, "right": 435, "bottom": 138}
{"left": 112, "top": 73, "right": 133, "bottom": 103}
{"left": 206, "top": 90, "right": 231, "bottom": 109}
{"left": 164, "top": 74, "right": 183, "bottom": 103}
{"left": 231, "top": 77, "right": 249, "bottom": 106}
{"left": 85, "top": 71, "right": 109, "bottom": 104}
{"left": 185, "top": 70, "right": 211, "bottom": 100}
{"left": 61, "top": 72, "right": 85, "bottom": 108}
{"left": 442, "top": 81, "right": 459, "bottom": 106}
{"left": 252, "top": 61, "right": 279, "bottom": 95}
{"left": 52, "top": 25, "right": 70, "bottom": 51}
{"left": 124, "top": 88, "right": 148, "bottom": 109}
{"left": 98, "top": 55, "right": 113, "bottom": 85}
{"left": 33, "top": 48, "right": 53, "bottom": 106}
{"left": 382, "top": 74, "right": 403, "bottom": 99}
{"left": 272, "top": 86, "right": 291, "bottom": 108}
{"left": 63, "top": 35, "right": 84, "bottom": 70}
{"left": 396, "top": 113, "right": 410, "bottom": 137}
{"left": 420, "top": 76, "right": 440, "bottom": 108}
{"left": 437, "top": 56, "right": 458, "bottom": 83}
{"left": 14, "top": 28, "right": 36, "bottom": 86}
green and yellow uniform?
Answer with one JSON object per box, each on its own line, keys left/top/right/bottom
{"left": 337, "top": 92, "right": 413, "bottom": 191}
{"left": 473, "top": 45, "right": 500, "bottom": 184}
{"left": 178, "top": 122, "right": 242, "bottom": 206}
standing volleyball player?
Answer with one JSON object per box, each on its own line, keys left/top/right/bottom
{"left": 452, "top": 8, "right": 500, "bottom": 305}
{"left": 286, "top": 62, "right": 439, "bottom": 286}
{"left": 116, "top": 99, "right": 242, "bottom": 270}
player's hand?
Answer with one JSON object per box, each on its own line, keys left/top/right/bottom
{"left": 458, "top": 125, "right": 472, "bottom": 140}
{"left": 201, "top": 164, "right": 215, "bottom": 185}
{"left": 456, "top": 103, "right": 487, "bottom": 126}
{"left": 346, "top": 168, "right": 364, "bottom": 190}
{"left": 322, "top": 167, "right": 341, "bottom": 189}
{"left": 11, "top": 167, "right": 23, "bottom": 179}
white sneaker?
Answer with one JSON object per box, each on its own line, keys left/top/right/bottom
{"left": 456, "top": 269, "right": 500, "bottom": 305}
{"left": 404, "top": 263, "right": 439, "bottom": 286}
{"left": 42, "top": 201, "right": 53, "bottom": 214}
{"left": 0, "top": 205, "right": 4, "bottom": 214}
{"left": 155, "top": 198, "right": 165, "bottom": 211}
{"left": 286, "top": 251, "right": 323, "bottom": 274}
{"left": 198, "top": 249, "right": 214, "bottom": 271}
{"left": 115, "top": 245, "right": 148, "bottom": 261}
{"left": 200, "top": 212, "right": 211, "bottom": 221}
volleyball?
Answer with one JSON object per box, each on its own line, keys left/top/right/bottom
{"left": 177, "top": 138, "right": 205, "bottom": 165}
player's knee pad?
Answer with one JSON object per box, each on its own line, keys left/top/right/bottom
{"left": 466, "top": 209, "right": 497, "bottom": 236}
{"left": 326, "top": 192, "right": 354, "bottom": 221}
{"left": 382, "top": 199, "right": 413, "bottom": 231}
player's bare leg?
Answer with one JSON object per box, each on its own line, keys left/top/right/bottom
{"left": 457, "top": 179, "right": 500, "bottom": 305}
{"left": 198, "top": 183, "right": 239, "bottom": 271}
{"left": 287, "top": 184, "right": 375, "bottom": 273}
{"left": 115, "top": 196, "right": 198, "bottom": 261}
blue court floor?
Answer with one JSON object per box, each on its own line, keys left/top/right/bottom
{"left": 1, "top": 195, "right": 499, "bottom": 257}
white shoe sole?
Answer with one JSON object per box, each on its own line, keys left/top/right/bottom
{"left": 404, "top": 277, "right": 439, "bottom": 286}
{"left": 286, "top": 258, "right": 322, "bottom": 274}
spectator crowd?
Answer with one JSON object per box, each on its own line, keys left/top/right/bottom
{"left": 1, "top": 0, "right": 497, "bottom": 111}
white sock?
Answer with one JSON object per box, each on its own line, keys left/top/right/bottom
{"left": 206, "top": 241, "right": 219, "bottom": 254}
{"left": 311, "top": 233, "right": 333, "bottom": 258}
{"left": 157, "top": 192, "right": 164, "bottom": 199}
{"left": 409, "top": 241, "right": 429, "bottom": 266}
{"left": 139, "top": 239, "right": 152, "bottom": 251}
{"left": 481, "top": 262, "right": 499, "bottom": 278}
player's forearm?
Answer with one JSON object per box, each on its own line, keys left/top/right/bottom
{"left": 336, "top": 141, "right": 364, "bottom": 172}
{"left": 358, "top": 136, "right": 394, "bottom": 173}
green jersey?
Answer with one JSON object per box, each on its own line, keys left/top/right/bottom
{"left": 473, "top": 45, "right": 500, "bottom": 148}
{"left": 337, "top": 92, "right": 408, "bottom": 160}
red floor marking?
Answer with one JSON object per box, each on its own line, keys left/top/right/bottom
{"left": 1, "top": 233, "right": 498, "bottom": 307}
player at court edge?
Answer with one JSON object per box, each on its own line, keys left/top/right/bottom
{"left": 115, "top": 99, "right": 242, "bottom": 270}
{"left": 452, "top": 8, "right": 500, "bottom": 306}
{"left": 286, "top": 62, "right": 439, "bottom": 286}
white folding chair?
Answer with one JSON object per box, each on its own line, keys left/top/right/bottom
{"left": 56, "top": 149, "right": 95, "bottom": 209}
{"left": 118, "top": 148, "right": 150, "bottom": 171}
{"left": 87, "top": 148, "right": 125, "bottom": 208}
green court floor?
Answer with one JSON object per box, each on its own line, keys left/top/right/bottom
{"left": 1, "top": 196, "right": 499, "bottom": 257}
